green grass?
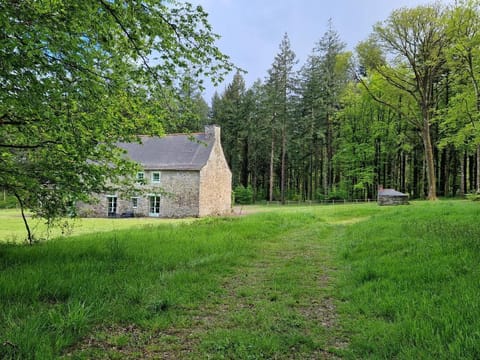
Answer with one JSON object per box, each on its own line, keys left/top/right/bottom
{"left": 0, "top": 209, "right": 194, "bottom": 243}
{"left": 0, "top": 201, "right": 479, "bottom": 359}
{"left": 337, "top": 201, "right": 480, "bottom": 359}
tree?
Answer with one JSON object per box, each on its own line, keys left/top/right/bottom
{"left": 0, "top": 0, "right": 234, "bottom": 243}
{"left": 165, "top": 72, "right": 210, "bottom": 133}
{"left": 445, "top": 0, "right": 480, "bottom": 192}
{"left": 210, "top": 71, "right": 246, "bottom": 186}
{"left": 265, "top": 33, "right": 298, "bottom": 204}
{"left": 360, "top": 4, "right": 448, "bottom": 200}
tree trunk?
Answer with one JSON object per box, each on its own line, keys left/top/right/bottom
{"left": 422, "top": 111, "right": 437, "bottom": 200}
{"left": 326, "top": 113, "right": 334, "bottom": 193}
{"left": 477, "top": 145, "right": 480, "bottom": 193}
{"left": 14, "top": 192, "right": 33, "bottom": 245}
{"left": 269, "top": 129, "right": 275, "bottom": 202}
{"left": 241, "top": 137, "right": 249, "bottom": 187}
{"left": 460, "top": 151, "right": 466, "bottom": 196}
{"left": 280, "top": 122, "right": 286, "bottom": 205}
{"left": 443, "top": 148, "right": 450, "bottom": 197}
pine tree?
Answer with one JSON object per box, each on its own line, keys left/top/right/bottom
{"left": 265, "top": 33, "right": 298, "bottom": 203}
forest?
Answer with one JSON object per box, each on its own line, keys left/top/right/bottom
{"left": 178, "top": 1, "right": 480, "bottom": 203}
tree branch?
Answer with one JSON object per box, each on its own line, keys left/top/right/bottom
{"left": 97, "top": 0, "right": 157, "bottom": 82}
{"left": 355, "top": 71, "right": 421, "bottom": 129}
{"left": 0, "top": 141, "right": 60, "bottom": 149}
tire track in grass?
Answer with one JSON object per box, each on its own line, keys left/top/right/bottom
{"left": 158, "top": 223, "right": 348, "bottom": 359}
{"left": 64, "top": 221, "right": 349, "bottom": 359}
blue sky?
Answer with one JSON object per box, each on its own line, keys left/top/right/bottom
{"left": 191, "top": 0, "right": 453, "bottom": 101}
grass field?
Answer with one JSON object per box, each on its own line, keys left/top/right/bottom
{"left": 0, "top": 209, "right": 194, "bottom": 243}
{"left": 0, "top": 201, "right": 479, "bottom": 359}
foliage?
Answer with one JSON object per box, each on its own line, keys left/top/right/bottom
{"left": 0, "top": 193, "right": 17, "bottom": 209}
{"left": 0, "top": 0, "right": 234, "bottom": 243}
{"left": 365, "top": 3, "right": 449, "bottom": 200}
{"left": 233, "top": 185, "right": 254, "bottom": 205}
{"left": 213, "top": 2, "right": 480, "bottom": 203}
{"left": 465, "top": 192, "right": 480, "bottom": 201}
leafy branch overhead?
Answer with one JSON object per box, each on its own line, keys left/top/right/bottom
{"left": 0, "top": 0, "right": 235, "bottom": 242}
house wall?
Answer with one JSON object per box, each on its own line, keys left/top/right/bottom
{"left": 156, "top": 170, "right": 200, "bottom": 217}
{"left": 378, "top": 195, "right": 409, "bottom": 206}
{"left": 198, "top": 127, "right": 232, "bottom": 216}
{"left": 78, "top": 125, "right": 230, "bottom": 218}
{"left": 78, "top": 170, "right": 200, "bottom": 218}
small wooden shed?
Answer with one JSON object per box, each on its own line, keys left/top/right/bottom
{"left": 377, "top": 189, "right": 409, "bottom": 206}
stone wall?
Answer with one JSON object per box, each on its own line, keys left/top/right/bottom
{"left": 198, "top": 127, "right": 232, "bottom": 216}
{"left": 158, "top": 170, "right": 200, "bottom": 217}
{"left": 78, "top": 170, "right": 200, "bottom": 218}
{"left": 378, "top": 195, "right": 409, "bottom": 206}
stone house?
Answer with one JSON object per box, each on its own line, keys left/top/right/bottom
{"left": 80, "top": 125, "right": 232, "bottom": 218}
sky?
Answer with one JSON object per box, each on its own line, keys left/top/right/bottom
{"left": 190, "top": 0, "right": 453, "bottom": 102}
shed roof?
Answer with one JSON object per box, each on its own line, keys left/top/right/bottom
{"left": 117, "top": 133, "right": 213, "bottom": 171}
{"left": 378, "top": 189, "right": 408, "bottom": 197}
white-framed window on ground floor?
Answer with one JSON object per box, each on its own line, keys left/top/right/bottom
{"left": 149, "top": 195, "right": 160, "bottom": 217}
{"left": 131, "top": 197, "right": 139, "bottom": 209}
{"left": 107, "top": 196, "right": 117, "bottom": 217}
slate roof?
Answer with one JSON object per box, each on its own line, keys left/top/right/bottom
{"left": 378, "top": 189, "right": 408, "bottom": 197}
{"left": 117, "top": 133, "right": 213, "bottom": 171}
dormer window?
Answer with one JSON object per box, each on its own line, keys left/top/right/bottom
{"left": 151, "top": 171, "right": 161, "bottom": 183}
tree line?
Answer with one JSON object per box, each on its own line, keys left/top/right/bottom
{"left": 201, "top": 1, "right": 480, "bottom": 203}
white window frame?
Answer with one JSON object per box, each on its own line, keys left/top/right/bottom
{"left": 136, "top": 171, "right": 145, "bottom": 183}
{"left": 149, "top": 195, "right": 161, "bottom": 217}
{"left": 106, "top": 195, "right": 117, "bottom": 217}
{"left": 151, "top": 171, "right": 161, "bottom": 184}
{"left": 131, "top": 197, "right": 139, "bottom": 209}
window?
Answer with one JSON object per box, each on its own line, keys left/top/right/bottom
{"left": 136, "top": 172, "right": 145, "bottom": 183}
{"left": 107, "top": 196, "right": 117, "bottom": 217}
{"left": 149, "top": 196, "right": 160, "bottom": 216}
{"left": 151, "top": 171, "right": 161, "bottom": 183}
{"left": 131, "top": 197, "right": 138, "bottom": 209}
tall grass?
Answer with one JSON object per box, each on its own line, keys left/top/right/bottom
{"left": 2, "top": 201, "right": 480, "bottom": 359}
{"left": 0, "top": 210, "right": 335, "bottom": 359}
{"left": 338, "top": 201, "right": 480, "bottom": 359}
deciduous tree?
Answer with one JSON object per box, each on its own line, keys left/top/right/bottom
{"left": 0, "top": 0, "right": 233, "bottom": 242}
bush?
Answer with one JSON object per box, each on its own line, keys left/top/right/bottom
{"left": 234, "top": 185, "right": 254, "bottom": 205}
{"left": 315, "top": 188, "right": 349, "bottom": 201}
{"left": 327, "top": 188, "right": 349, "bottom": 201}
{"left": 465, "top": 192, "right": 480, "bottom": 201}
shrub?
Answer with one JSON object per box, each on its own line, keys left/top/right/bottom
{"left": 465, "top": 192, "right": 480, "bottom": 201}
{"left": 234, "top": 185, "right": 254, "bottom": 205}
{"left": 327, "top": 188, "right": 349, "bottom": 201}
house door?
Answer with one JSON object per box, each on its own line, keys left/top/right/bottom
{"left": 149, "top": 196, "right": 160, "bottom": 217}
{"left": 107, "top": 196, "right": 117, "bottom": 217}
